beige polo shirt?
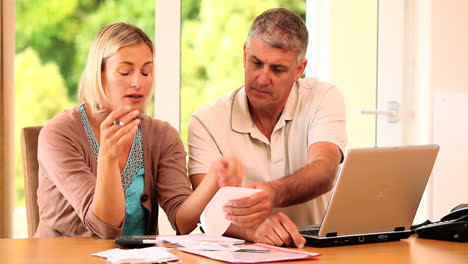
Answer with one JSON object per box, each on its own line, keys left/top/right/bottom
{"left": 188, "top": 78, "right": 347, "bottom": 226}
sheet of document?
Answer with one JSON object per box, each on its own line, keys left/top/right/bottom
{"left": 91, "top": 247, "right": 179, "bottom": 264}
{"left": 200, "top": 186, "right": 262, "bottom": 236}
{"left": 156, "top": 233, "right": 245, "bottom": 245}
{"left": 179, "top": 243, "right": 321, "bottom": 263}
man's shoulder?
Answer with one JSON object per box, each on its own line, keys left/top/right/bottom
{"left": 296, "top": 78, "right": 342, "bottom": 104}
{"left": 297, "top": 77, "right": 336, "bottom": 94}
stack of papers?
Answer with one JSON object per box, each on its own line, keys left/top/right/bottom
{"left": 157, "top": 233, "right": 244, "bottom": 245}
{"left": 180, "top": 243, "right": 320, "bottom": 263}
{"left": 91, "top": 247, "right": 179, "bottom": 264}
{"left": 155, "top": 234, "right": 321, "bottom": 263}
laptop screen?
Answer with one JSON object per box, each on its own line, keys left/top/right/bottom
{"left": 318, "top": 145, "right": 439, "bottom": 237}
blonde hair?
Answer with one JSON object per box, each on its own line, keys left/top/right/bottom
{"left": 246, "top": 8, "right": 308, "bottom": 65}
{"left": 78, "top": 22, "right": 154, "bottom": 115}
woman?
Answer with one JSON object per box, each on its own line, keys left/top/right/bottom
{"left": 35, "top": 22, "right": 241, "bottom": 238}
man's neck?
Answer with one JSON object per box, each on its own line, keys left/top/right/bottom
{"left": 249, "top": 103, "right": 284, "bottom": 141}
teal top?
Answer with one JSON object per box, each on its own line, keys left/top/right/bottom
{"left": 79, "top": 105, "right": 147, "bottom": 235}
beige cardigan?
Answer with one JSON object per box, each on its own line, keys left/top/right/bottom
{"left": 35, "top": 105, "right": 192, "bottom": 238}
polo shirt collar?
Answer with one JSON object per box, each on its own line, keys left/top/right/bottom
{"left": 231, "top": 82, "right": 299, "bottom": 133}
{"left": 232, "top": 87, "right": 254, "bottom": 134}
{"left": 281, "top": 82, "right": 298, "bottom": 121}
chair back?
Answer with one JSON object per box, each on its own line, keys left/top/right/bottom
{"left": 20, "top": 126, "right": 42, "bottom": 237}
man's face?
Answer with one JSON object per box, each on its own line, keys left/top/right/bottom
{"left": 243, "top": 37, "right": 306, "bottom": 113}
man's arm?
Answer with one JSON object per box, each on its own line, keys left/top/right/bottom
{"left": 223, "top": 141, "right": 342, "bottom": 227}
{"left": 270, "top": 141, "right": 342, "bottom": 206}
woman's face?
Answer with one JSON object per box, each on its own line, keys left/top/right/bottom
{"left": 101, "top": 42, "right": 153, "bottom": 112}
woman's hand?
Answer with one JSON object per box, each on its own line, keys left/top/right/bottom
{"left": 99, "top": 106, "right": 141, "bottom": 161}
{"left": 210, "top": 155, "right": 243, "bottom": 188}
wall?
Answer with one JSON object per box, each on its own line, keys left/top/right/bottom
{"left": 0, "top": 0, "right": 15, "bottom": 238}
{"left": 429, "top": 0, "right": 468, "bottom": 220}
{"left": 431, "top": 0, "right": 468, "bottom": 94}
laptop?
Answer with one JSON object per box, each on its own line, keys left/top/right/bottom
{"left": 300, "top": 145, "right": 440, "bottom": 247}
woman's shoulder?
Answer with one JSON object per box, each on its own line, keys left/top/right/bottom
{"left": 40, "top": 105, "right": 83, "bottom": 142}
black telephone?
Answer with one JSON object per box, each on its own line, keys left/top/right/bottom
{"left": 414, "top": 204, "right": 468, "bottom": 242}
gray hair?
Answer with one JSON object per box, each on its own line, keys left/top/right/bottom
{"left": 246, "top": 8, "right": 308, "bottom": 65}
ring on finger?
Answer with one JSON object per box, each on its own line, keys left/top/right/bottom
{"left": 112, "top": 120, "right": 124, "bottom": 126}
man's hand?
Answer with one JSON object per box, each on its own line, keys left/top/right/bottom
{"left": 223, "top": 182, "right": 275, "bottom": 227}
{"left": 249, "top": 212, "right": 306, "bottom": 248}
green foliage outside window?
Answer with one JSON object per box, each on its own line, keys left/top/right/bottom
{"left": 15, "top": 0, "right": 305, "bottom": 208}
{"left": 180, "top": 0, "right": 305, "bottom": 148}
{"left": 15, "top": 0, "right": 155, "bottom": 207}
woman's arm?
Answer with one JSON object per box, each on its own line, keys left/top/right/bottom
{"left": 91, "top": 107, "right": 141, "bottom": 227}
{"left": 38, "top": 106, "right": 140, "bottom": 238}
{"left": 175, "top": 156, "right": 243, "bottom": 234}
{"left": 155, "top": 121, "right": 243, "bottom": 234}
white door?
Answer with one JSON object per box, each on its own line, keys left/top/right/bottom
{"left": 307, "top": 0, "right": 432, "bottom": 223}
{"left": 376, "top": 0, "right": 405, "bottom": 147}
{"left": 377, "top": 0, "right": 434, "bottom": 223}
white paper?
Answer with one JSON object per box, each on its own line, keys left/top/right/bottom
{"left": 176, "top": 239, "right": 240, "bottom": 251}
{"left": 157, "top": 233, "right": 244, "bottom": 245}
{"left": 91, "top": 247, "right": 179, "bottom": 264}
{"left": 179, "top": 243, "right": 321, "bottom": 263}
{"left": 200, "top": 186, "right": 262, "bottom": 236}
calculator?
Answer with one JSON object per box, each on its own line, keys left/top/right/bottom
{"left": 114, "top": 235, "right": 158, "bottom": 248}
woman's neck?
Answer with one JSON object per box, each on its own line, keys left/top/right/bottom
{"left": 84, "top": 104, "right": 107, "bottom": 143}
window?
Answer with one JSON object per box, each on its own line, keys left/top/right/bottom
{"left": 15, "top": 0, "right": 155, "bottom": 237}
{"left": 180, "top": 0, "right": 307, "bottom": 148}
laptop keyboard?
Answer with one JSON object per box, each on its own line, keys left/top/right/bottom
{"left": 300, "top": 229, "right": 319, "bottom": 236}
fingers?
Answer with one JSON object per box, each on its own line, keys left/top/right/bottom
{"left": 103, "top": 112, "right": 140, "bottom": 142}
{"left": 242, "top": 181, "right": 277, "bottom": 210}
{"left": 253, "top": 215, "right": 288, "bottom": 247}
{"left": 226, "top": 210, "right": 267, "bottom": 227}
{"left": 220, "top": 158, "right": 229, "bottom": 170}
{"left": 103, "top": 106, "right": 140, "bottom": 128}
{"left": 215, "top": 155, "right": 243, "bottom": 187}
{"left": 228, "top": 191, "right": 269, "bottom": 209}
{"left": 98, "top": 106, "right": 141, "bottom": 160}
{"left": 113, "top": 118, "right": 140, "bottom": 142}
{"left": 224, "top": 191, "right": 271, "bottom": 227}
{"left": 243, "top": 182, "right": 257, "bottom": 188}
{"left": 276, "top": 212, "right": 306, "bottom": 248}
{"left": 252, "top": 212, "right": 305, "bottom": 248}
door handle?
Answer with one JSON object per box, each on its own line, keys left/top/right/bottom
{"left": 359, "top": 101, "right": 400, "bottom": 123}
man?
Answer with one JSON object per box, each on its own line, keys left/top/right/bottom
{"left": 188, "top": 8, "right": 347, "bottom": 247}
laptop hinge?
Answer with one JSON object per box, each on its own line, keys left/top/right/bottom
{"left": 326, "top": 232, "right": 338, "bottom": 237}
{"left": 394, "top": 226, "right": 405, "bottom": 231}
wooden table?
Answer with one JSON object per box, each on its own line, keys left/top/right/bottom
{"left": 1, "top": 236, "right": 467, "bottom": 264}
